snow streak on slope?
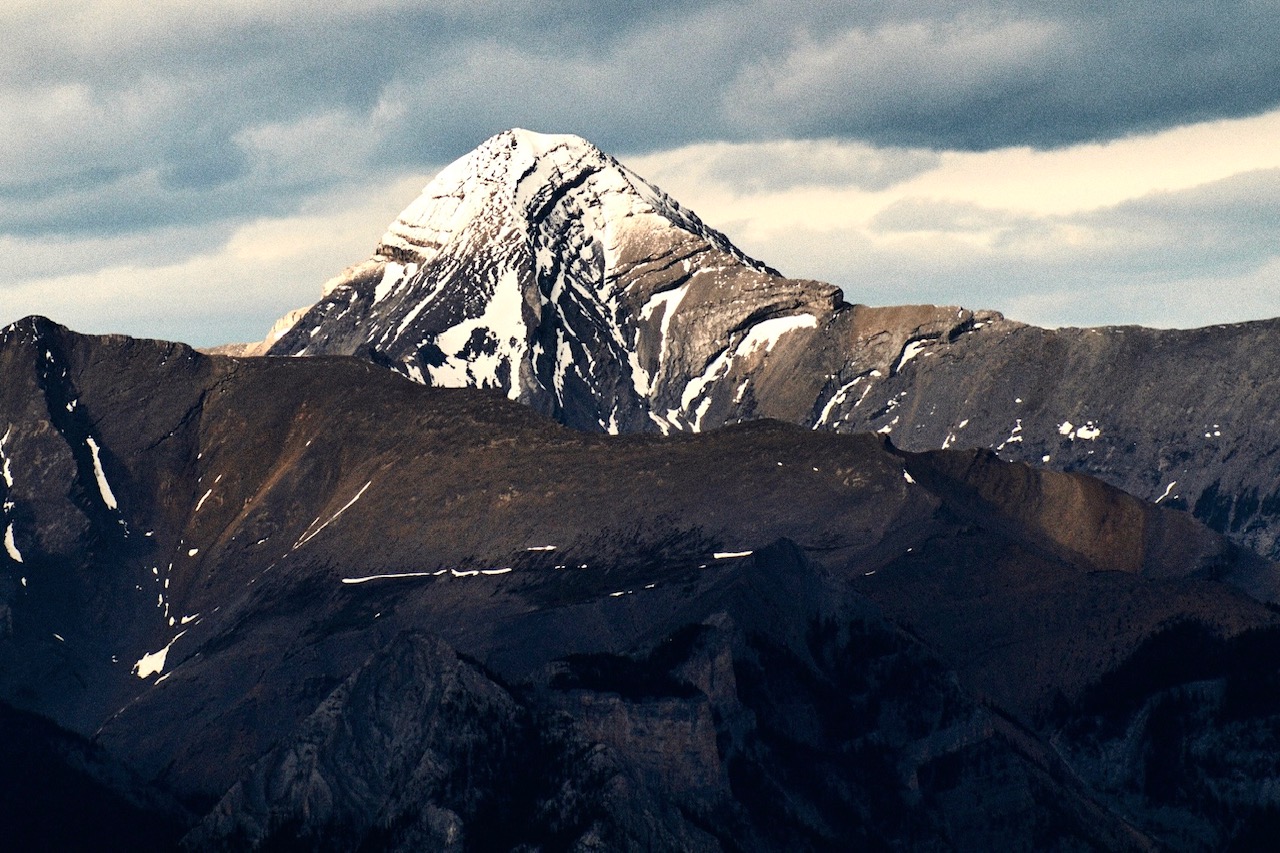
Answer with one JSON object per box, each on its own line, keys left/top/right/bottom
{"left": 86, "top": 436, "right": 119, "bottom": 510}
{"left": 1, "top": 426, "right": 18, "bottom": 563}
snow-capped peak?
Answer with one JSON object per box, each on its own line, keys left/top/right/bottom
{"left": 267, "top": 129, "right": 837, "bottom": 433}
{"left": 362, "top": 128, "right": 769, "bottom": 283}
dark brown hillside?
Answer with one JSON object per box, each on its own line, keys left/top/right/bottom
{"left": 2, "top": 316, "right": 1279, "bottom": 849}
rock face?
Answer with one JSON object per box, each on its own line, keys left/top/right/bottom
{"left": 823, "top": 318, "right": 1280, "bottom": 565}
{"left": 4, "top": 317, "right": 1280, "bottom": 849}
{"left": 265, "top": 129, "right": 1280, "bottom": 561}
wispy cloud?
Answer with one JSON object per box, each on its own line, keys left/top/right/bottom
{"left": 632, "top": 110, "right": 1280, "bottom": 328}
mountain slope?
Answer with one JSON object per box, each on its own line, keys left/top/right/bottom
{"left": 264, "top": 129, "right": 1280, "bottom": 562}
{"left": 4, "top": 318, "right": 1280, "bottom": 848}
{"left": 823, "top": 316, "right": 1280, "bottom": 564}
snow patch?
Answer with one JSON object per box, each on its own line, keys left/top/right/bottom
{"left": 1059, "top": 420, "right": 1100, "bottom": 441}
{"left": 373, "top": 262, "right": 406, "bottom": 304}
{"left": 895, "top": 339, "right": 931, "bottom": 372}
{"left": 133, "top": 630, "right": 187, "bottom": 679}
{"left": 85, "top": 436, "right": 119, "bottom": 510}
{"left": 903, "top": 470, "right": 916, "bottom": 485}
{"left": 634, "top": 283, "right": 690, "bottom": 396}
{"left": 1075, "top": 423, "right": 1101, "bottom": 440}
{"left": 738, "top": 313, "right": 817, "bottom": 355}
{"left": 816, "top": 377, "right": 863, "bottom": 427}
{"left": 424, "top": 268, "right": 529, "bottom": 400}
{"left": 997, "top": 418, "right": 1024, "bottom": 449}
{"left": 194, "top": 489, "right": 213, "bottom": 512}
{"left": 4, "top": 522, "right": 22, "bottom": 563}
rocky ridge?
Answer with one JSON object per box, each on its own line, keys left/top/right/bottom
{"left": 263, "top": 129, "right": 1280, "bottom": 561}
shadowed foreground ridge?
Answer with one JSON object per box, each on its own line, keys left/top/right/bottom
{"left": 3, "top": 317, "right": 1280, "bottom": 849}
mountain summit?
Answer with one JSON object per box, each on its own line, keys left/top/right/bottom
{"left": 268, "top": 128, "right": 844, "bottom": 432}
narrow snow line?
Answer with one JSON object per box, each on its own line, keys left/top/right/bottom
{"left": 342, "top": 571, "right": 439, "bottom": 585}
{"left": 194, "top": 488, "right": 213, "bottom": 513}
{"left": 713, "top": 550, "right": 753, "bottom": 559}
{"left": 816, "top": 377, "right": 862, "bottom": 427}
{"left": 525, "top": 545, "right": 557, "bottom": 552}
{"left": 294, "top": 479, "right": 373, "bottom": 549}
{"left": 1155, "top": 481, "right": 1177, "bottom": 503}
{"left": 85, "top": 437, "right": 119, "bottom": 510}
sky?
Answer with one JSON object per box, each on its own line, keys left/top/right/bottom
{"left": 2, "top": 1, "right": 1278, "bottom": 346}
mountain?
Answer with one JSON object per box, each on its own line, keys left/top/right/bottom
{"left": 3, "top": 317, "right": 1280, "bottom": 849}
{"left": 265, "top": 128, "right": 848, "bottom": 433}
{"left": 264, "top": 129, "right": 1280, "bottom": 563}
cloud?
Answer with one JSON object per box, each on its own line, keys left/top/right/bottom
{"left": 631, "top": 139, "right": 941, "bottom": 195}
{"left": 0, "top": 173, "right": 428, "bottom": 345}
{"left": 773, "top": 168, "right": 1280, "bottom": 327}
{"left": 724, "top": 3, "right": 1280, "bottom": 149}
{"left": 634, "top": 115, "right": 1280, "bottom": 329}
{"left": 6, "top": 1, "right": 1278, "bottom": 238}
{"left": 3, "top": 1, "right": 1280, "bottom": 342}
{"left": 723, "top": 15, "right": 1067, "bottom": 145}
